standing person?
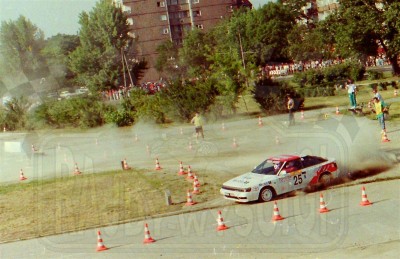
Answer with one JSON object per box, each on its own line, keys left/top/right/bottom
{"left": 191, "top": 112, "right": 204, "bottom": 140}
{"left": 372, "top": 88, "right": 385, "bottom": 106}
{"left": 287, "top": 94, "right": 295, "bottom": 126}
{"left": 373, "top": 97, "right": 389, "bottom": 141}
{"left": 346, "top": 79, "right": 357, "bottom": 109}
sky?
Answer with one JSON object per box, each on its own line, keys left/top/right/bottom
{"left": 0, "top": 0, "right": 270, "bottom": 39}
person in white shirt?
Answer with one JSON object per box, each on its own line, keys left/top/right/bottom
{"left": 346, "top": 79, "right": 357, "bottom": 109}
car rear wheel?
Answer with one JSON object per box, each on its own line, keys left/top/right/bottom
{"left": 319, "top": 173, "right": 332, "bottom": 187}
{"left": 258, "top": 187, "right": 275, "bottom": 202}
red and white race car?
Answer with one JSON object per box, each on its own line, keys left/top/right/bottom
{"left": 220, "top": 154, "right": 339, "bottom": 202}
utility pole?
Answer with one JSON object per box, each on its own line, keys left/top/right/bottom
{"left": 238, "top": 31, "right": 249, "bottom": 113}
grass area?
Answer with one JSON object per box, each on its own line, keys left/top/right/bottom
{"left": 236, "top": 74, "right": 400, "bottom": 123}
{"left": 0, "top": 168, "right": 232, "bottom": 243}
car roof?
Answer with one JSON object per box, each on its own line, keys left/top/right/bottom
{"left": 268, "top": 154, "right": 301, "bottom": 162}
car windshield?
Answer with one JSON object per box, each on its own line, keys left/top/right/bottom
{"left": 252, "top": 160, "right": 281, "bottom": 175}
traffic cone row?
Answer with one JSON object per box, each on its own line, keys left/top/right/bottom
{"left": 91, "top": 187, "right": 374, "bottom": 252}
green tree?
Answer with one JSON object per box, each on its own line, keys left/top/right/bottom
{"left": 0, "top": 16, "right": 47, "bottom": 78}
{"left": 68, "top": 0, "right": 141, "bottom": 92}
{"left": 1, "top": 96, "right": 30, "bottom": 130}
{"left": 328, "top": 0, "right": 400, "bottom": 75}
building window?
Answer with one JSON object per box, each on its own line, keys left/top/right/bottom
{"left": 157, "top": 1, "right": 165, "bottom": 7}
{"left": 161, "top": 14, "right": 167, "bottom": 21}
{"left": 193, "top": 0, "right": 199, "bottom": 4}
{"left": 196, "top": 24, "right": 203, "bottom": 29}
{"left": 193, "top": 10, "right": 201, "bottom": 17}
{"left": 168, "top": 0, "right": 178, "bottom": 5}
{"left": 163, "top": 28, "right": 169, "bottom": 34}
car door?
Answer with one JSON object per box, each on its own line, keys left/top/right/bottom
{"left": 286, "top": 159, "right": 307, "bottom": 190}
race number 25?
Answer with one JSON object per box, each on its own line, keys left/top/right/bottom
{"left": 293, "top": 172, "right": 306, "bottom": 185}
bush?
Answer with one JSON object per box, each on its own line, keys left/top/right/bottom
{"left": 159, "top": 79, "right": 217, "bottom": 121}
{"left": 34, "top": 96, "right": 109, "bottom": 128}
{"left": 292, "top": 61, "right": 365, "bottom": 96}
{"left": 252, "top": 78, "right": 303, "bottom": 114}
{"left": 367, "top": 70, "right": 383, "bottom": 80}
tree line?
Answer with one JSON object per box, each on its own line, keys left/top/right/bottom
{"left": 0, "top": 0, "right": 399, "bottom": 130}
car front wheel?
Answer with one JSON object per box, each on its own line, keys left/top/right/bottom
{"left": 258, "top": 187, "right": 275, "bottom": 202}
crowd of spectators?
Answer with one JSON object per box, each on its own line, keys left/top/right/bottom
{"left": 101, "top": 81, "right": 167, "bottom": 101}
{"left": 261, "top": 55, "right": 391, "bottom": 78}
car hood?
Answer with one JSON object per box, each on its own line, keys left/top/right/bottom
{"left": 223, "top": 172, "right": 275, "bottom": 188}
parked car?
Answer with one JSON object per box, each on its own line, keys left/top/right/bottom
{"left": 220, "top": 154, "right": 339, "bottom": 203}
{"left": 75, "top": 87, "right": 89, "bottom": 95}
{"left": 59, "top": 91, "right": 72, "bottom": 99}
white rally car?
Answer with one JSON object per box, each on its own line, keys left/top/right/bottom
{"left": 220, "top": 154, "right": 339, "bottom": 202}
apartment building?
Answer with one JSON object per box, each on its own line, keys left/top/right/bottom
{"left": 119, "top": 0, "right": 252, "bottom": 82}
{"left": 316, "top": 0, "right": 339, "bottom": 20}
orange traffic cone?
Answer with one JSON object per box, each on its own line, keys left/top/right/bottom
{"left": 185, "top": 189, "right": 196, "bottom": 206}
{"left": 31, "top": 144, "right": 37, "bottom": 152}
{"left": 19, "top": 169, "right": 27, "bottom": 181}
{"left": 222, "top": 123, "right": 226, "bottom": 131}
{"left": 360, "top": 186, "right": 372, "bottom": 206}
{"left": 178, "top": 161, "right": 186, "bottom": 175}
{"left": 336, "top": 106, "right": 340, "bottom": 115}
{"left": 143, "top": 223, "right": 156, "bottom": 244}
{"left": 73, "top": 163, "right": 81, "bottom": 175}
{"left": 155, "top": 158, "right": 162, "bottom": 170}
{"left": 188, "top": 141, "right": 193, "bottom": 151}
{"left": 232, "top": 138, "right": 238, "bottom": 148}
{"left": 96, "top": 230, "right": 108, "bottom": 252}
{"left": 258, "top": 116, "right": 263, "bottom": 127}
{"left": 193, "top": 174, "right": 200, "bottom": 187}
{"left": 122, "top": 158, "right": 131, "bottom": 170}
{"left": 319, "top": 193, "right": 329, "bottom": 213}
{"left": 300, "top": 110, "right": 304, "bottom": 119}
{"left": 271, "top": 201, "right": 284, "bottom": 221}
{"left": 216, "top": 210, "right": 229, "bottom": 231}
{"left": 186, "top": 165, "right": 194, "bottom": 180}
{"left": 192, "top": 180, "right": 200, "bottom": 194}
{"left": 394, "top": 89, "right": 398, "bottom": 96}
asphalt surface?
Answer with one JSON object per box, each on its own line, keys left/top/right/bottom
{"left": 0, "top": 179, "right": 398, "bottom": 258}
{"left": 1, "top": 99, "right": 400, "bottom": 258}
